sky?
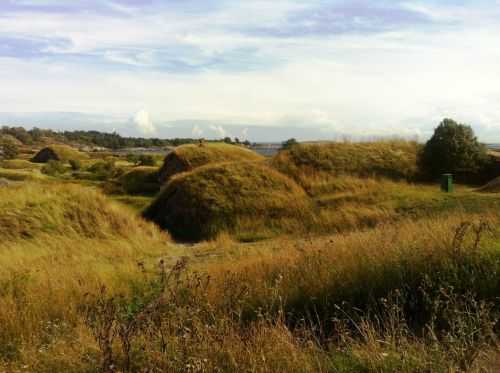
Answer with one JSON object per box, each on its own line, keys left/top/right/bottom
{"left": 0, "top": 0, "right": 500, "bottom": 142}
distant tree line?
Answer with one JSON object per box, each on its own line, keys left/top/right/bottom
{"left": 0, "top": 126, "right": 251, "bottom": 150}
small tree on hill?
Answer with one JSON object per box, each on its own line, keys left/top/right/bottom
{"left": 420, "top": 119, "right": 488, "bottom": 179}
{"left": 282, "top": 138, "right": 298, "bottom": 150}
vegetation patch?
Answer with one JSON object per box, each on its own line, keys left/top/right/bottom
{"left": 272, "top": 141, "right": 420, "bottom": 194}
{"left": 0, "top": 168, "right": 43, "bottom": 182}
{"left": 31, "top": 144, "right": 88, "bottom": 163}
{"left": 0, "top": 182, "right": 163, "bottom": 242}
{"left": 0, "top": 159, "right": 41, "bottom": 170}
{"left": 115, "top": 166, "right": 160, "bottom": 195}
{"left": 158, "top": 143, "right": 264, "bottom": 183}
{"left": 145, "top": 161, "right": 313, "bottom": 241}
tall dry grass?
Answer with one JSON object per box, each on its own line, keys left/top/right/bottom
{"left": 0, "top": 189, "right": 499, "bottom": 372}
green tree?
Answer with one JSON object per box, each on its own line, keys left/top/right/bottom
{"left": 282, "top": 138, "right": 298, "bottom": 150}
{"left": 420, "top": 119, "right": 488, "bottom": 179}
{"left": 223, "top": 137, "right": 232, "bottom": 144}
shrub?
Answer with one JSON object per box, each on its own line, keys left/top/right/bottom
{"left": 116, "top": 167, "right": 160, "bottom": 195}
{"left": 69, "top": 159, "right": 82, "bottom": 171}
{"left": 420, "top": 119, "right": 490, "bottom": 181}
{"left": 144, "top": 162, "right": 313, "bottom": 241}
{"left": 88, "top": 160, "right": 122, "bottom": 181}
{"left": 126, "top": 153, "right": 140, "bottom": 165}
{"left": 138, "top": 154, "right": 156, "bottom": 166}
{"left": 41, "top": 160, "right": 66, "bottom": 176}
{"left": 0, "top": 138, "right": 19, "bottom": 160}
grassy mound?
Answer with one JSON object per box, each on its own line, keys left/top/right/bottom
{"left": 272, "top": 141, "right": 420, "bottom": 193}
{"left": 144, "top": 162, "right": 313, "bottom": 241}
{"left": 0, "top": 182, "right": 164, "bottom": 242}
{"left": 0, "top": 168, "right": 44, "bottom": 181}
{"left": 158, "top": 143, "right": 264, "bottom": 183}
{"left": 32, "top": 144, "right": 88, "bottom": 163}
{"left": 0, "top": 159, "right": 42, "bottom": 170}
{"left": 116, "top": 166, "right": 160, "bottom": 195}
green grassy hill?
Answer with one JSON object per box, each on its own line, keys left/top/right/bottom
{"left": 272, "top": 141, "right": 420, "bottom": 194}
{"left": 158, "top": 143, "right": 264, "bottom": 182}
{"left": 145, "top": 161, "right": 313, "bottom": 241}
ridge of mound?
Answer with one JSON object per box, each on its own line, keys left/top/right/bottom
{"left": 478, "top": 176, "right": 500, "bottom": 193}
{"left": 158, "top": 143, "right": 264, "bottom": 183}
{"left": 32, "top": 144, "right": 88, "bottom": 163}
{"left": 144, "top": 161, "right": 313, "bottom": 241}
{"left": 0, "top": 182, "right": 165, "bottom": 242}
{"left": 272, "top": 141, "right": 420, "bottom": 186}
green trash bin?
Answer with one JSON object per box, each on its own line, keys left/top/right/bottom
{"left": 441, "top": 174, "right": 453, "bottom": 193}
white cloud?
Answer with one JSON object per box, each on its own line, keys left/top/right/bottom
{"left": 191, "top": 124, "right": 203, "bottom": 137}
{"left": 241, "top": 127, "right": 249, "bottom": 139}
{"left": 1, "top": 1, "right": 500, "bottom": 140}
{"left": 133, "top": 110, "right": 156, "bottom": 135}
{"left": 209, "top": 124, "right": 228, "bottom": 138}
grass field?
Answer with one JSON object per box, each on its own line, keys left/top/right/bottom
{"left": 0, "top": 142, "right": 499, "bottom": 372}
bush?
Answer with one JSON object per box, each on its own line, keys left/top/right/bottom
{"left": 117, "top": 167, "right": 160, "bottom": 195}
{"left": 420, "top": 119, "right": 489, "bottom": 181}
{"left": 138, "top": 154, "right": 156, "bottom": 166}
{"left": 69, "top": 159, "right": 82, "bottom": 171}
{"left": 41, "top": 160, "right": 67, "bottom": 176}
{"left": 88, "top": 160, "right": 122, "bottom": 181}
{"left": 126, "top": 153, "right": 140, "bottom": 165}
{"left": 0, "top": 139, "right": 19, "bottom": 160}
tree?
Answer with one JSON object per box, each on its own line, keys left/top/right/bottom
{"left": 223, "top": 137, "right": 232, "bottom": 144}
{"left": 282, "top": 138, "right": 298, "bottom": 150}
{"left": 420, "top": 118, "right": 488, "bottom": 179}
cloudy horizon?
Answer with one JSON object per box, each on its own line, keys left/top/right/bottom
{"left": 1, "top": 0, "right": 500, "bottom": 142}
